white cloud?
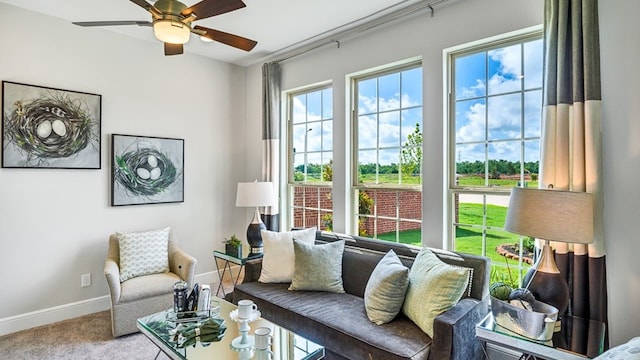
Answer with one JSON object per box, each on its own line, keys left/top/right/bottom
{"left": 460, "top": 79, "right": 486, "bottom": 98}
{"left": 456, "top": 40, "right": 543, "bottom": 162}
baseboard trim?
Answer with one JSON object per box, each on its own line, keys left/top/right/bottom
{"left": 0, "top": 270, "right": 228, "bottom": 337}
{"left": 0, "top": 295, "right": 111, "bottom": 337}
{"left": 194, "top": 270, "right": 219, "bottom": 286}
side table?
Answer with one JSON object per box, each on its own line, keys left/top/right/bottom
{"left": 476, "top": 313, "right": 605, "bottom": 360}
{"left": 213, "top": 250, "right": 262, "bottom": 298}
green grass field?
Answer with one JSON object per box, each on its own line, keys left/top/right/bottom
{"left": 377, "top": 202, "right": 530, "bottom": 288}
{"left": 309, "top": 172, "right": 535, "bottom": 287}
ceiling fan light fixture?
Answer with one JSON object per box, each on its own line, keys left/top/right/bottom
{"left": 153, "top": 19, "right": 190, "bottom": 44}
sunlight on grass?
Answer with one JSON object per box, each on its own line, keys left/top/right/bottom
{"left": 377, "top": 202, "right": 531, "bottom": 288}
{"left": 377, "top": 229, "right": 422, "bottom": 247}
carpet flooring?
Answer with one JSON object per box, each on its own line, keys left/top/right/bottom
{"left": 0, "top": 310, "right": 172, "bottom": 360}
{"left": 0, "top": 280, "right": 235, "bottom": 360}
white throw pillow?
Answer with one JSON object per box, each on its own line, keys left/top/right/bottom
{"left": 118, "top": 227, "right": 170, "bottom": 282}
{"left": 258, "top": 227, "right": 316, "bottom": 283}
{"left": 594, "top": 337, "right": 640, "bottom": 359}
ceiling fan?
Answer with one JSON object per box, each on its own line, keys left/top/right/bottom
{"left": 73, "top": 0, "right": 257, "bottom": 56}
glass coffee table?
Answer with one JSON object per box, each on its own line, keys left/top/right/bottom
{"left": 137, "top": 297, "right": 324, "bottom": 360}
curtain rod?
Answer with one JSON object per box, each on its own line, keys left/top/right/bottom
{"left": 269, "top": 0, "right": 453, "bottom": 64}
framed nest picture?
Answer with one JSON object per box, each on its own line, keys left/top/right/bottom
{"left": 2, "top": 81, "right": 101, "bottom": 169}
{"left": 111, "top": 134, "right": 184, "bottom": 206}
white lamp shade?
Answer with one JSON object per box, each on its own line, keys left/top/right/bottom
{"left": 504, "top": 187, "right": 594, "bottom": 244}
{"left": 236, "top": 182, "right": 276, "bottom": 207}
{"left": 153, "top": 19, "right": 190, "bottom": 44}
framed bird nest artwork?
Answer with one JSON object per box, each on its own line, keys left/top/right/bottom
{"left": 111, "top": 134, "right": 184, "bottom": 206}
{"left": 2, "top": 81, "right": 101, "bottom": 169}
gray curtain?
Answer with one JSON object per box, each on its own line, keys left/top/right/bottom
{"left": 540, "top": 0, "right": 607, "bottom": 352}
{"left": 261, "top": 62, "right": 281, "bottom": 231}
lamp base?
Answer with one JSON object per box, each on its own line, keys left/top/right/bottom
{"left": 249, "top": 246, "right": 263, "bottom": 255}
{"left": 522, "top": 243, "right": 569, "bottom": 327}
{"left": 246, "top": 222, "right": 266, "bottom": 252}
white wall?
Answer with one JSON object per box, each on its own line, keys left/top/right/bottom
{"left": 599, "top": 0, "right": 640, "bottom": 348}
{"left": 0, "top": 3, "right": 250, "bottom": 332}
{"left": 244, "top": 0, "right": 640, "bottom": 348}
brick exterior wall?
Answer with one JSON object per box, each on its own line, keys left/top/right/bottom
{"left": 292, "top": 186, "right": 333, "bottom": 230}
{"left": 291, "top": 186, "right": 421, "bottom": 236}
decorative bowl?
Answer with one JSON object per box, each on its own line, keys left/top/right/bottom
{"left": 490, "top": 295, "right": 558, "bottom": 342}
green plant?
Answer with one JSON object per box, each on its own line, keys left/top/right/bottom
{"left": 224, "top": 234, "right": 241, "bottom": 247}
{"left": 359, "top": 191, "right": 373, "bottom": 215}
{"left": 322, "top": 213, "right": 333, "bottom": 231}
{"left": 522, "top": 237, "right": 535, "bottom": 253}
{"left": 400, "top": 123, "right": 422, "bottom": 177}
{"left": 322, "top": 160, "right": 333, "bottom": 181}
{"left": 490, "top": 266, "right": 519, "bottom": 290}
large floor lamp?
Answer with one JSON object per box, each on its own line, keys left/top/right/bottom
{"left": 236, "top": 181, "right": 276, "bottom": 255}
{"left": 504, "top": 187, "right": 594, "bottom": 322}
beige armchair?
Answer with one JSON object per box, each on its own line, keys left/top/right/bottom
{"left": 104, "top": 229, "right": 197, "bottom": 337}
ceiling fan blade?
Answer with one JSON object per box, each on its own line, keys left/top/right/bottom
{"left": 182, "top": 0, "right": 246, "bottom": 20}
{"left": 73, "top": 21, "right": 152, "bottom": 27}
{"left": 129, "top": 0, "right": 162, "bottom": 17}
{"left": 194, "top": 25, "right": 257, "bottom": 51}
{"left": 164, "top": 43, "right": 184, "bottom": 56}
{"left": 129, "top": 0, "right": 153, "bottom": 11}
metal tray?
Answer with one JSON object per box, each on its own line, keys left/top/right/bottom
{"left": 490, "top": 296, "right": 558, "bottom": 342}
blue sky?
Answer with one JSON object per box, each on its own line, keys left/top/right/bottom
{"left": 291, "top": 38, "right": 543, "bottom": 170}
{"left": 455, "top": 39, "right": 543, "bottom": 164}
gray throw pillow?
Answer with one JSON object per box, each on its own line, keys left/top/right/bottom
{"left": 364, "top": 249, "right": 410, "bottom": 325}
{"left": 289, "top": 240, "right": 345, "bottom": 293}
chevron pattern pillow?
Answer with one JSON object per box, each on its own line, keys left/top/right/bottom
{"left": 117, "top": 227, "right": 170, "bottom": 282}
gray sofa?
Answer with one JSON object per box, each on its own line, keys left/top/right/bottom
{"left": 232, "top": 231, "right": 490, "bottom": 360}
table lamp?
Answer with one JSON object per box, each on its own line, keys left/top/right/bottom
{"left": 236, "top": 181, "right": 276, "bottom": 254}
{"left": 504, "top": 187, "right": 594, "bottom": 318}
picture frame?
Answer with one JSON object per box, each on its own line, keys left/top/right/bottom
{"left": 2, "top": 81, "right": 101, "bottom": 169}
{"left": 111, "top": 134, "right": 184, "bottom": 206}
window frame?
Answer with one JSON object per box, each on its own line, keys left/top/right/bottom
{"left": 286, "top": 83, "right": 334, "bottom": 231}
{"left": 350, "top": 60, "right": 423, "bottom": 242}
{"left": 444, "top": 26, "right": 543, "bottom": 286}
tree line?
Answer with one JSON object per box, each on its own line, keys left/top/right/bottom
{"left": 456, "top": 160, "right": 539, "bottom": 177}
{"left": 293, "top": 123, "right": 538, "bottom": 179}
{"left": 296, "top": 159, "right": 538, "bottom": 177}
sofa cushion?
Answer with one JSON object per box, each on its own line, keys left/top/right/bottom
{"left": 117, "top": 227, "right": 170, "bottom": 282}
{"left": 402, "top": 247, "right": 470, "bottom": 337}
{"left": 258, "top": 227, "right": 316, "bottom": 283}
{"left": 234, "top": 282, "right": 431, "bottom": 360}
{"left": 119, "top": 271, "right": 182, "bottom": 302}
{"left": 364, "top": 249, "right": 410, "bottom": 325}
{"left": 289, "top": 239, "right": 345, "bottom": 293}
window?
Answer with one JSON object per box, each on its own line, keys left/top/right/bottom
{"left": 445, "top": 29, "right": 543, "bottom": 288}
{"left": 353, "top": 62, "right": 423, "bottom": 244}
{"left": 287, "top": 85, "right": 333, "bottom": 230}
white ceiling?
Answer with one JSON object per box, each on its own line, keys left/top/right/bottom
{"left": 0, "top": 0, "right": 425, "bottom": 67}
